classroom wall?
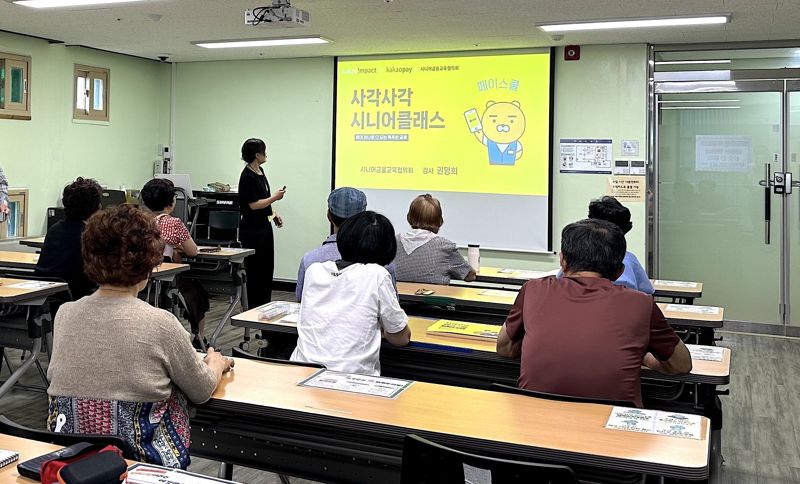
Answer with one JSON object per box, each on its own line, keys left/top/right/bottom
{"left": 173, "top": 44, "right": 648, "bottom": 281}
{"left": 0, "top": 31, "right": 171, "bottom": 235}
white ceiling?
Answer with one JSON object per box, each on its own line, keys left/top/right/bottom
{"left": 1, "top": 0, "right": 799, "bottom": 62}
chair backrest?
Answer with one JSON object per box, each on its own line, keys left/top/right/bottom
{"left": 0, "top": 415, "right": 136, "bottom": 460}
{"left": 100, "top": 189, "right": 127, "bottom": 208}
{"left": 488, "top": 383, "right": 635, "bottom": 408}
{"left": 231, "top": 346, "right": 325, "bottom": 369}
{"left": 208, "top": 210, "right": 240, "bottom": 230}
{"left": 400, "top": 434, "right": 578, "bottom": 484}
{"left": 172, "top": 188, "right": 190, "bottom": 226}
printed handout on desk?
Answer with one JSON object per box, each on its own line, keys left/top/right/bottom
{"left": 499, "top": 268, "right": 559, "bottom": 279}
{"left": 605, "top": 407, "right": 657, "bottom": 434}
{"left": 665, "top": 304, "right": 720, "bottom": 315}
{"left": 299, "top": 370, "right": 413, "bottom": 399}
{"left": 478, "top": 289, "right": 518, "bottom": 299}
{"left": 427, "top": 319, "right": 500, "bottom": 340}
{"left": 686, "top": 344, "right": 724, "bottom": 362}
{"left": 653, "top": 412, "right": 703, "bottom": 439}
{"left": 258, "top": 301, "right": 300, "bottom": 322}
{"left": 126, "top": 462, "right": 239, "bottom": 483}
{"left": 606, "top": 407, "right": 702, "bottom": 440}
{"left": 7, "top": 280, "right": 61, "bottom": 289}
{"left": 653, "top": 280, "right": 699, "bottom": 289}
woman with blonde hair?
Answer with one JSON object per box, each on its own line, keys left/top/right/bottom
{"left": 393, "top": 194, "right": 476, "bottom": 284}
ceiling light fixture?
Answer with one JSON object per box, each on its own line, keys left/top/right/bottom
{"left": 655, "top": 59, "right": 731, "bottom": 65}
{"left": 12, "top": 0, "right": 140, "bottom": 7}
{"left": 660, "top": 106, "right": 740, "bottom": 110}
{"left": 193, "top": 36, "right": 329, "bottom": 49}
{"left": 538, "top": 15, "right": 730, "bottom": 32}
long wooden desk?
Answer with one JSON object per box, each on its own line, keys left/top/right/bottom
{"left": 397, "top": 282, "right": 724, "bottom": 331}
{"left": 231, "top": 309, "right": 730, "bottom": 387}
{"left": 475, "top": 267, "right": 704, "bottom": 303}
{"left": 0, "top": 278, "right": 68, "bottom": 400}
{"left": 0, "top": 433, "right": 62, "bottom": 483}
{"left": 183, "top": 247, "right": 255, "bottom": 347}
{"left": 192, "top": 358, "right": 710, "bottom": 482}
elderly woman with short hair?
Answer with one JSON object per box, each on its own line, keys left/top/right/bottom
{"left": 393, "top": 193, "right": 476, "bottom": 285}
{"left": 46, "top": 204, "right": 233, "bottom": 469}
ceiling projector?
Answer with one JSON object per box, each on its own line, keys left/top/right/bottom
{"left": 245, "top": 0, "right": 310, "bottom": 28}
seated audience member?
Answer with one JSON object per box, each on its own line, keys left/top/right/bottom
{"left": 47, "top": 205, "right": 233, "bottom": 469}
{"left": 588, "top": 196, "right": 654, "bottom": 294}
{"left": 291, "top": 211, "right": 410, "bottom": 374}
{"left": 141, "top": 178, "right": 210, "bottom": 348}
{"left": 35, "top": 177, "right": 102, "bottom": 300}
{"left": 496, "top": 219, "right": 691, "bottom": 407}
{"left": 393, "top": 194, "right": 476, "bottom": 284}
{"left": 296, "top": 186, "right": 397, "bottom": 301}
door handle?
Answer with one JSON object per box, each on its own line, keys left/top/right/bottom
{"left": 760, "top": 163, "right": 771, "bottom": 244}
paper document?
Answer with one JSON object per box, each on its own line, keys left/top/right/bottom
{"left": 298, "top": 370, "right": 413, "bottom": 399}
{"left": 258, "top": 301, "right": 300, "bottom": 322}
{"left": 427, "top": 320, "right": 499, "bottom": 339}
{"left": 653, "top": 280, "right": 699, "bottom": 288}
{"left": 606, "top": 407, "right": 702, "bottom": 439}
{"left": 7, "top": 281, "right": 61, "bottom": 289}
{"left": 686, "top": 344, "right": 724, "bottom": 362}
{"left": 665, "top": 304, "right": 720, "bottom": 315}
{"left": 126, "top": 463, "right": 238, "bottom": 483}
{"left": 498, "top": 268, "right": 559, "bottom": 279}
{"left": 478, "top": 289, "right": 518, "bottom": 299}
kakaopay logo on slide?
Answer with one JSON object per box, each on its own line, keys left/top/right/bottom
{"left": 466, "top": 100, "right": 526, "bottom": 166}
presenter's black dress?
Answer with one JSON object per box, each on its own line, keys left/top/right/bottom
{"left": 238, "top": 166, "right": 274, "bottom": 308}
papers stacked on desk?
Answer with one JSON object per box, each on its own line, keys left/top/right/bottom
{"left": 478, "top": 289, "right": 518, "bottom": 299}
{"left": 605, "top": 407, "right": 703, "bottom": 439}
{"left": 664, "top": 304, "right": 720, "bottom": 315}
{"left": 426, "top": 319, "right": 499, "bottom": 340}
{"left": 258, "top": 301, "right": 300, "bottom": 323}
{"left": 686, "top": 344, "right": 724, "bottom": 362}
{"left": 653, "top": 280, "right": 699, "bottom": 288}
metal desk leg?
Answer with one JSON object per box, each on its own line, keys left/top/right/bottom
{"left": 0, "top": 337, "right": 41, "bottom": 399}
{"left": 209, "top": 265, "right": 246, "bottom": 349}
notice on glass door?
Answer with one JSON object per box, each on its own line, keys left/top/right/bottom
{"left": 695, "top": 135, "right": 753, "bottom": 173}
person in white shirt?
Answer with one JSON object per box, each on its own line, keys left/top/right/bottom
{"left": 291, "top": 210, "right": 411, "bottom": 375}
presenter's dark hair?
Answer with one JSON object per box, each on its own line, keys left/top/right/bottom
{"left": 588, "top": 196, "right": 633, "bottom": 234}
{"left": 241, "top": 138, "right": 267, "bottom": 163}
{"left": 82, "top": 204, "right": 164, "bottom": 287}
{"left": 140, "top": 178, "right": 177, "bottom": 212}
{"left": 62, "top": 177, "right": 102, "bottom": 221}
{"left": 337, "top": 211, "right": 397, "bottom": 266}
{"left": 561, "top": 219, "right": 626, "bottom": 280}
{"left": 407, "top": 194, "right": 444, "bottom": 233}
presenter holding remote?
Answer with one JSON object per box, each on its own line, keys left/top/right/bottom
{"left": 238, "top": 138, "right": 286, "bottom": 307}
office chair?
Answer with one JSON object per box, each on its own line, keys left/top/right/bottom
{"left": 400, "top": 434, "right": 578, "bottom": 484}
{"left": 196, "top": 210, "right": 240, "bottom": 248}
{"left": 488, "top": 385, "right": 643, "bottom": 484}
{"left": 0, "top": 415, "right": 136, "bottom": 460}
{"left": 231, "top": 347, "right": 325, "bottom": 369}
{"left": 100, "top": 189, "right": 127, "bottom": 208}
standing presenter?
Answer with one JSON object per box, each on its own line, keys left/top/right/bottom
{"left": 238, "top": 138, "right": 286, "bottom": 308}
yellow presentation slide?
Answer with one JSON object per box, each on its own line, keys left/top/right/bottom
{"left": 335, "top": 52, "right": 551, "bottom": 196}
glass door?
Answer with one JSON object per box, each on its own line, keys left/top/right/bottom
{"left": 788, "top": 85, "right": 800, "bottom": 327}
{"left": 656, "top": 87, "right": 783, "bottom": 325}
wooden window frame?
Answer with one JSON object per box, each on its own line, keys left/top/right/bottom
{"left": 73, "top": 64, "right": 110, "bottom": 122}
{"left": 0, "top": 188, "right": 28, "bottom": 240}
{"left": 0, "top": 52, "right": 32, "bottom": 120}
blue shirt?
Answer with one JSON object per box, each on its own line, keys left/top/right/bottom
{"left": 617, "top": 251, "right": 654, "bottom": 295}
{"left": 296, "top": 234, "right": 398, "bottom": 301}
{"left": 556, "top": 251, "right": 654, "bottom": 295}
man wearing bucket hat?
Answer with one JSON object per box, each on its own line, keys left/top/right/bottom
{"left": 296, "top": 187, "right": 397, "bottom": 301}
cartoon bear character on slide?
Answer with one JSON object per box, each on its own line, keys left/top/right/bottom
{"left": 470, "top": 101, "right": 526, "bottom": 165}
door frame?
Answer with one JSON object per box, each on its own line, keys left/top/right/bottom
{"left": 648, "top": 43, "right": 800, "bottom": 334}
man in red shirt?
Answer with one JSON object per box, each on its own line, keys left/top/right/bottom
{"left": 496, "top": 219, "right": 691, "bottom": 407}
